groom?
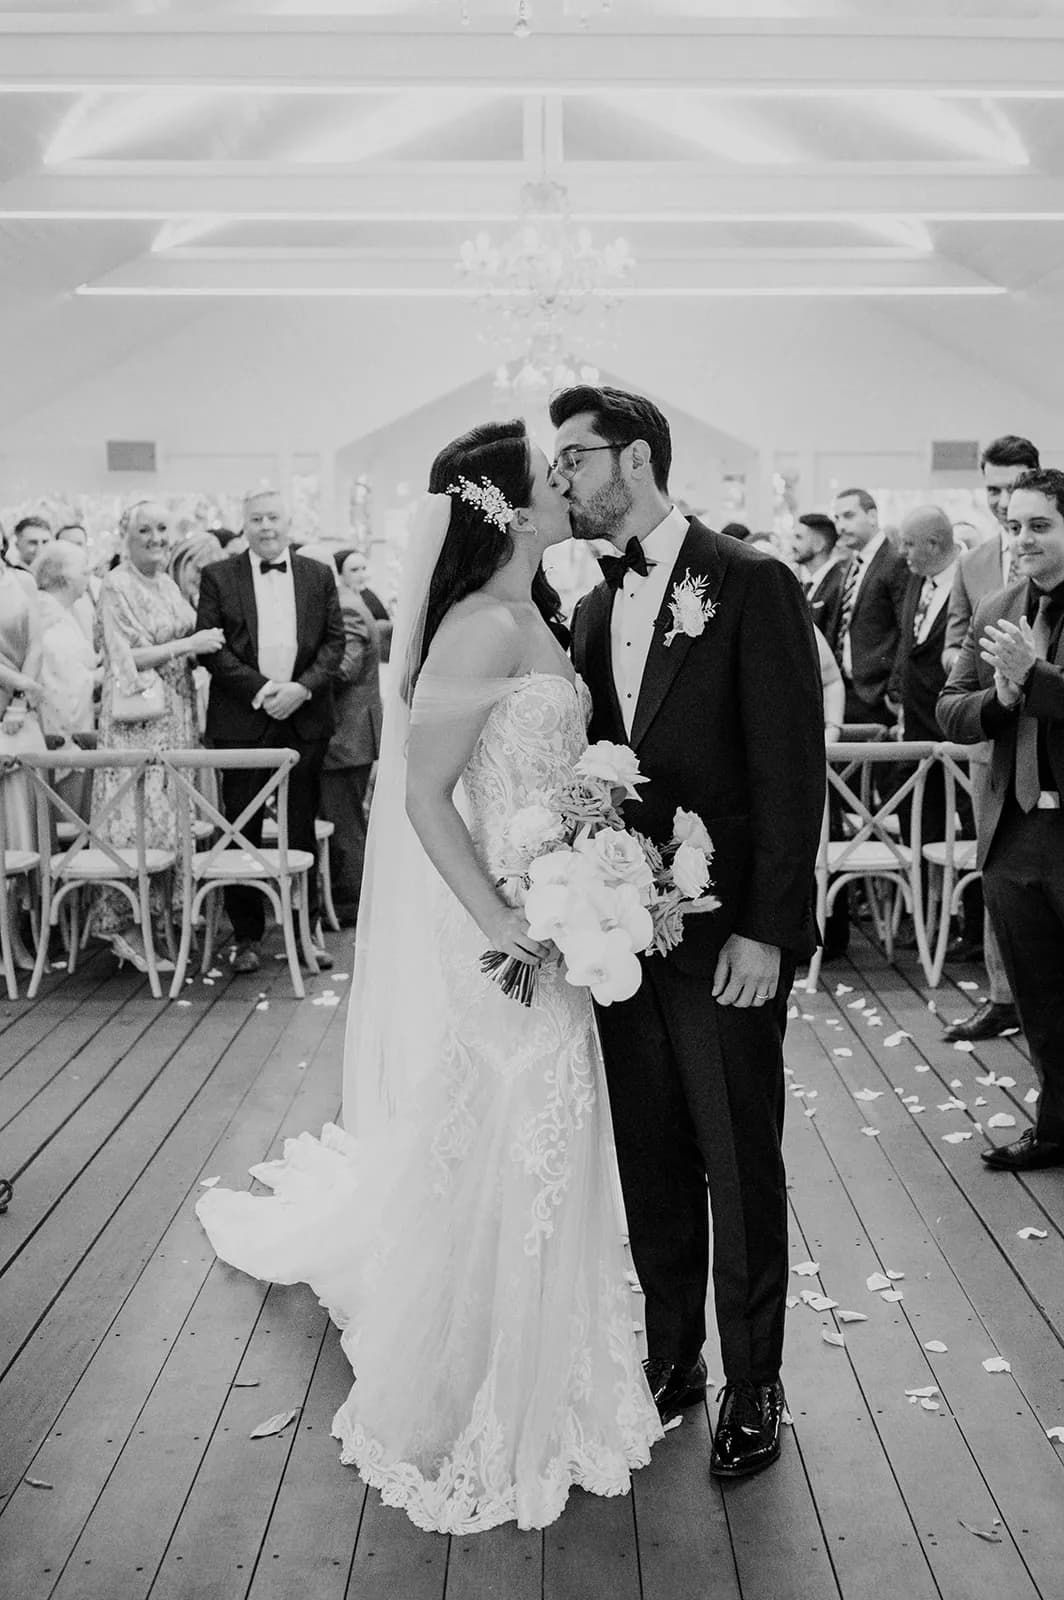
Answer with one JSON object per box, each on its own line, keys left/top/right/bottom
{"left": 553, "top": 386, "right": 824, "bottom": 1479}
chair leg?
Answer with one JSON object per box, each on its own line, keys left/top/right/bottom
{"left": 0, "top": 881, "right": 18, "bottom": 1001}
{"left": 169, "top": 889, "right": 198, "bottom": 1000}
{"left": 319, "top": 837, "right": 340, "bottom": 933}
{"left": 200, "top": 895, "right": 218, "bottom": 975}
{"left": 282, "top": 878, "right": 307, "bottom": 999}
{"left": 137, "top": 879, "right": 162, "bottom": 1000}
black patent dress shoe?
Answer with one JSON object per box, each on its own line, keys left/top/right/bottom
{"left": 943, "top": 936, "right": 985, "bottom": 965}
{"left": 981, "top": 1128, "right": 1064, "bottom": 1171}
{"left": 230, "top": 941, "right": 261, "bottom": 975}
{"left": 942, "top": 1000, "right": 1019, "bottom": 1042}
{"left": 710, "top": 1379, "right": 785, "bottom": 1479}
{"left": 643, "top": 1354, "right": 708, "bottom": 1420}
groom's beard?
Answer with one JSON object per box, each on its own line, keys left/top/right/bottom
{"left": 567, "top": 469, "right": 635, "bottom": 544}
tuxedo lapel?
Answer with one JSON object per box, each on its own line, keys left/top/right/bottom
{"left": 236, "top": 550, "right": 259, "bottom": 661}
{"left": 583, "top": 581, "right": 626, "bottom": 738}
{"left": 290, "top": 552, "right": 312, "bottom": 659}
{"left": 630, "top": 521, "right": 726, "bottom": 751}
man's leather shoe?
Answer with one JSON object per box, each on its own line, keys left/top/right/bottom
{"left": 944, "top": 936, "right": 984, "bottom": 965}
{"left": 942, "top": 1000, "right": 1019, "bottom": 1042}
{"left": 230, "top": 941, "right": 261, "bottom": 975}
{"left": 643, "top": 1354, "right": 707, "bottom": 1421}
{"left": 981, "top": 1128, "right": 1064, "bottom": 1171}
{"left": 710, "top": 1379, "right": 785, "bottom": 1479}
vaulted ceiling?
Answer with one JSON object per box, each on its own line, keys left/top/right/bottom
{"left": 3, "top": 1, "right": 1064, "bottom": 430}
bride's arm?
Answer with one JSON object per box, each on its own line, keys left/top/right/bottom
{"left": 406, "top": 606, "right": 552, "bottom": 967}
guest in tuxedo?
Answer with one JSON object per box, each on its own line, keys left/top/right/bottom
{"left": 939, "top": 434, "right": 1039, "bottom": 1041}
{"left": 794, "top": 512, "right": 850, "bottom": 657}
{"left": 832, "top": 487, "right": 909, "bottom": 725}
{"left": 196, "top": 489, "right": 345, "bottom": 975}
{"left": 320, "top": 575, "right": 381, "bottom": 929}
{"left": 938, "top": 468, "right": 1064, "bottom": 1171}
{"left": 554, "top": 384, "right": 824, "bottom": 1479}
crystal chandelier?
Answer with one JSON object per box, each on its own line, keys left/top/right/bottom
{"left": 457, "top": 180, "right": 633, "bottom": 356}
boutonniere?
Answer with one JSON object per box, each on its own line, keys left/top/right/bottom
{"left": 663, "top": 570, "right": 718, "bottom": 646}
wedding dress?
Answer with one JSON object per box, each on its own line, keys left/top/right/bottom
{"left": 196, "top": 671, "right": 662, "bottom": 1534}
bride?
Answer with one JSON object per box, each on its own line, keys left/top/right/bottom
{"left": 196, "top": 419, "right": 663, "bottom": 1534}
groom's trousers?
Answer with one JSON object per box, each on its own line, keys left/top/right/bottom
{"left": 596, "top": 951, "right": 795, "bottom": 1385}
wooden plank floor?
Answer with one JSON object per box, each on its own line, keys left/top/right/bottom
{"left": 2, "top": 929, "right": 1063, "bottom": 1600}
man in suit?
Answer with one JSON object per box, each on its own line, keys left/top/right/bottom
{"left": 197, "top": 489, "right": 345, "bottom": 975}
{"left": 793, "top": 512, "right": 850, "bottom": 656}
{"left": 938, "top": 468, "right": 1064, "bottom": 1172}
{"left": 832, "top": 487, "right": 910, "bottom": 725}
{"left": 939, "top": 434, "right": 1039, "bottom": 1041}
{"left": 552, "top": 385, "right": 824, "bottom": 1480}
{"left": 320, "top": 582, "right": 381, "bottom": 928}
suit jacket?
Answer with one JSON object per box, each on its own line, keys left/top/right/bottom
{"left": 805, "top": 555, "right": 851, "bottom": 657}
{"left": 944, "top": 534, "right": 1007, "bottom": 660}
{"left": 197, "top": 549, "right": 345, "bottom": 746}
{"left": 890, "top": 573, "right": 951, "bottom": 742}
{"left": 937, "top": 578, "right": 1064, "bottom": 865}
{"left": 325, "top": 591, "right": 382, "bottom": 771}
{"left": 846, "top": 538, "right": 910, "bottom": 714}
{"left": 573, "top": 518, "right": 825, "bottom": 967}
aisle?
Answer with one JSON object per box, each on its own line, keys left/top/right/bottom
{"left": 0, "top": 933, "right": 1061, "bottom": 1600}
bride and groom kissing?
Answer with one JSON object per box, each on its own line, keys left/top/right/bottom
{"left": 197, "top": 384, "right": 826, "bottom": 1534}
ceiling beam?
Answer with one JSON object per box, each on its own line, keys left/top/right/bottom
{"left": 3, "top": 18, "right": 1064, "bottom": 95}
{"left": 4, "top": 163, "right": 1060, "bottom": 222}
{"left": 76, "top": 251, "right": 1002, "bottom": 297}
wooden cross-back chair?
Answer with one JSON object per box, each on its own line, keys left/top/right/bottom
{"left": 162, "top": 748, "right": 318, "bottom": 999}
{"left": 0, "top": 756, "right": 42, "bottom": 1000}
{"left": 911, "top": 742, "right": 981, "bottom": 989}
{"left": 18, "top": 749, "right": 176, "bottom": 1000}
{"left": 804, "top": 739, "right": 938, "bottom": 993}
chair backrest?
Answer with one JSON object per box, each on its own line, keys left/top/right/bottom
{"left": 823, "top": 740, "right": 938, "bottom": 872}
{"left": 16, "top": 748, "right": 154, "bottom": 875}
{"left": 161, "top": 748, "right": 299, "bottom": 878}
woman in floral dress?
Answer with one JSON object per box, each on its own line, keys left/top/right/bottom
{"left": 90, "top": 500, "right": 223, "bottom": 972}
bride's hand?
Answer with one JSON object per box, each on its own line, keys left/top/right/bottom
{"left": 482, "top": 905, "right": 552, "bottom": 966}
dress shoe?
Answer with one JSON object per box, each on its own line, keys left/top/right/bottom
{"left": 642, "top": 1354, "right": 707, "bottom": 1421}
{"left": 981, "top": 1128, "right": 1064, "bottom": 1171}
{"left": 942, "top": 1000, "right": 1019, "bottom": 1042}
{"left": 944, "top": 936, "right": 984, "bottom": 965}
{"left": 304, "top": 926, "right": 334, "bottom": 972}
{"left": 710, "top": 1379, "right": 786, "bottom": 1479}
{"left": 230, "top": 941, "right": 261, "bottom": 975}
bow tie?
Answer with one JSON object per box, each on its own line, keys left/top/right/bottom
{"left": 599, "top": 536, "right": 656, "bottom": 592}
{"left": 259, "top": 558, "right": 288, "bottom": 575}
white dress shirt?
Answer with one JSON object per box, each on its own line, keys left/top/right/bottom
{"left": 803, "top": 552, "right": 842, "bottom": 602}
{"left": 999, "top": 531, "right": 1015, "bottom": 589}
{"left": 914, "top": 560, "right": 957, "bottom": 645}
{"left": 250, "top": 552, "right": 298, "bottom": 688}
{"left": 609, "top": 506, "right": 689, "bottom": 738}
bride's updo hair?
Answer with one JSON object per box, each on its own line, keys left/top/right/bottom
{"left": 419, "top": 418, "right": 567, "bottom": 674}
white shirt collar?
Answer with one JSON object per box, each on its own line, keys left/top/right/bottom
{"left": 930, "top": 560, "right": 957, "bottom": 592}
{"left": 641, "top": 505, "right": 689, "bottom": 564}
{"left": 853, "top": 531, "right": 886, "bottom": 568}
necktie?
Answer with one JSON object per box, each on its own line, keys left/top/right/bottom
{"left": 912, "top": 578, "right": 934, "bottom": 642}
{"left": 260, "top": 558, "right": 288, "bottom": 575}
{"left": 599, "top": 536, "right": 655, "bottom": 593}
{"left": 1014, "top": 593, "right": 1053, "bottom": 812}
{"left": 834, "top": 555, "right": 862, "bottom": 664}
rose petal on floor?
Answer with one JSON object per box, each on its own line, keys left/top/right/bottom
{"left": 792, "top": 1260, "right": 820, "bottom": 1276}
{"left": 982, "top": 1356, "right": 1011, "bottom": 1374}
{"left": 958, "top": 1521, "right": 1003, "bottom": 1543}
{"left": 924, "top": 1340, "right": 949, "bottom": 1353}
{"left": 1017, "top": 1227, "right": 1048, "bottom": 1241}
{"left": 866, "top": 1272, "right": 892, "bottom": 1292}
{"left": 250, "top": 1408, "right": 300, "bottom": 1439}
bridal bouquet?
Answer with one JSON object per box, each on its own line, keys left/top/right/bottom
{"left": 480, "top": 742, "right": 719, "bottom": 1007}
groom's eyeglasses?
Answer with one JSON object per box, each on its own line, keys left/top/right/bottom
{"left": 551, "top": 444, "right": 622, "bottom": 476}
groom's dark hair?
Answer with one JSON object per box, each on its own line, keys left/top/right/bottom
{"left": 549, "top": 385, "right": 672, "bottom": 494}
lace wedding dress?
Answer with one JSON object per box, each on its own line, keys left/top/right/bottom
{"left": 196, "top": 672, "right": 662, "bottom": 1534}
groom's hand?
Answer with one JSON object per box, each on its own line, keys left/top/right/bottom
{"left": 712, "top": 934, "right": 781, "bottom": 1008}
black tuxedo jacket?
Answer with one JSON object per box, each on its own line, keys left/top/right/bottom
{"left": 573, "top": 518, "right": 825, "bottom": 968}
{"left": 847, "top": 538, "right": 910, "bottom": 713}
{"left": 197, "top": 549, "right": 345, "bottom": 746}
{"left": 890, "top": 574, "right": 950, "bottom": 741}
{"left": 938, "top": 578, "right": 1064, "bottom": 866}
{"left": 806, "top": 556, "right": 851, "bottom": 656}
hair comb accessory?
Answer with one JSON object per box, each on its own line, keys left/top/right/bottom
{"left": 445, "top": 475, "right": 514, "bottom": 534}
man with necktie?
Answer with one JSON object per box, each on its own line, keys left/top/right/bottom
{"left": 197, "top": 489, "right": 345, "bottom": 974}
{"left": 938, "top": 468, "right": 1064, "bottom": 1171}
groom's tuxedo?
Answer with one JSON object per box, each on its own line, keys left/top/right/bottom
{"left": 573, "top": 515, "right": 824, "bottom": 1383}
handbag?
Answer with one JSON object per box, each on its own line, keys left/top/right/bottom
{"left": 111, "top": 672, "right": 167, "bottom": 725}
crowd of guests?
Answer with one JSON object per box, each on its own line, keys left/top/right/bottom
{"left": 0, "top": 493, "right": 388, "bottom": 977}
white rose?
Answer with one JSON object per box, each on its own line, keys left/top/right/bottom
{"left": 672, "top": 840, "right": 710, "bottom": 899}
{"left": 507, "top": 801, "right": 563, "bottom": 857}
{"left": 527, "top": 847, "right": 594, "bottom": 890}
{"left": 563, "top": 927, "right": 643, "bottom": 1007}
{"left": 574, "top": 741, "right": 647, "bottom": 800}
{"left": 674, "top": 590, "right": 707, "bottom": 638}
{"left": 575, "top": 828, "right": 655, "bottom": 897}
{"left": 672, "top": 807, "right": 714, "bottom": 861}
